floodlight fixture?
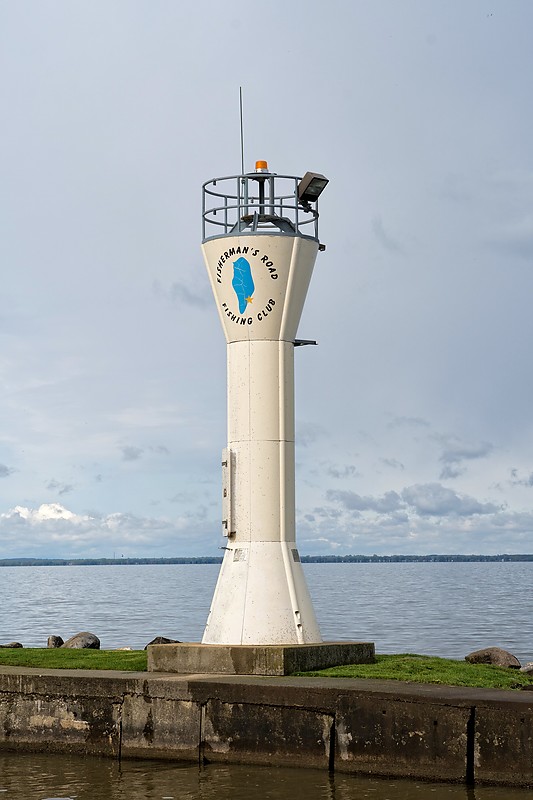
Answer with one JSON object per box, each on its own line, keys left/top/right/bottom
{"left": 298, "top": 172, "right": 329, "bottom": 206}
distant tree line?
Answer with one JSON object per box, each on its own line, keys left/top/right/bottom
{"left": 1, "top": 554, "right": 533, "bottom": 567}
{"left": 0, "top": 557, "right": 223, "bottom": 567}
{"left": 300, "top": 554, "right": 533, "bottom": 563}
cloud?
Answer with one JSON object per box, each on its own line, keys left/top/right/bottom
{"left": 401, "top": 483, "right": 499, "bottom": 517}
{"left": 327, "top": 489, "right": 402, "bottom": 513}
{"left": 46, "top": 479, "right": 75, "bottom": 495}
{"left": 0, "top": 464, "right": 14, "bottom": 478}
{"left": 299, "top": 483, "right": 504, "bottom": 554}
{"left": 489, "top": 215, "right": 533, "bottom": 260}
{"left": 371, "top": 216, "right": 405, "bottom": 255}
{"left": 324, "top": 463, "right": 360, "bottom": 479}
{"left": 0, "top": 503, "right": 217, "bottom": 558}
{"left": 117, "top": 444, "right": 170, "bottom": 462}
{"left": 4, "top": 503, "right": 83, "bottom": 523}
{"left": 380, "top": 458, "right": 405, "bottom": 471}
{"left": 296, "top": 488, "right": 528, "bottom": 556}
{"left": 387, "top": 416, "right": 430, "bottom": 430}
{"left": 437, "top": 438, "right": 493, "bottom": 480}
{"left": 296, "top": 422, "right": 327, "bottom": 447}
{"left": 112, "top": 406, "right": 184, "bottom": 430}
{"left": 150, "top": 445, "right": 170, "bottom": 455}
{"left": 152, "top": 278, "right": 211, "bottom": 309}
{"left": 120, "top": 445, "right": 144, "bottom": 462}
{"left": 170, "top": 282, "right": 211, "bottom": 308}
{"left": 439, "top": 464, "right": 465, "bottom": 480}
{"left": 310, "top": 506, "right": 345, "bottom": 520}
{"left": 169, "top": 490, "right": 196, "bottom": 503}
{"left": 509, "top": 468, "right": 533, "bottom": 488}
{"left": 2, "top": 0, "right": 533, "bottom": 563}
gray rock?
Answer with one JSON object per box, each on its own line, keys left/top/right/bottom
{"left": 61, "top": 632, "right": 100, "bottom": 649}
{"left": 47, "top": 635, "right": 64, "bottom": 648}
{"left": 519, "top": 662, "right": 533, "bottom": 674}
{"left": 0, "top": 642, "right": 23, "bottom": 648}
{"left": 144, "top": 636, "right": 181, "bottom": 650}
{"left": 465, "top": 647, "right": 521, "bottom": 669}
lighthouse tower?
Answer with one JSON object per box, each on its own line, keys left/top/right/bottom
{"left": 201, "top": 162, "right": 328, "bottom": 645}
{"left": 146, "top": 164, "right": 374, "bottom": 674}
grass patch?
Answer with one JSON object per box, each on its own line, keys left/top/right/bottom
{"left": 300, "top": 653, "right": 533, "bottom": 690}
{"left": 1, "top": 650, "right": 532, "bottom": 689}
{"left": 0, "top": 648, "right": 147, "bottom": 671}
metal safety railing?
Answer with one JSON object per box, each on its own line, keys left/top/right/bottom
{"left": 202, "top": 172, "right": 321, "bottom": 243}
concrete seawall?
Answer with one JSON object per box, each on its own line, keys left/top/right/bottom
{"left": 1, "top": 666, "right": 532, "bottom": 787}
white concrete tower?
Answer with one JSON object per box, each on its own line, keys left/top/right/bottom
{"left": 201, "top": 162, "right": 328, "bottom": 645}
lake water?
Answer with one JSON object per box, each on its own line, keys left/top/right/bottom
{"left": 0, "top": 752, "right": 531, "bottom": 800}
{"left": 1, "top": 562, "right": 533, "bottom": 798}
{"left": 1, "top": 561, "right": 532, "bottom": 662}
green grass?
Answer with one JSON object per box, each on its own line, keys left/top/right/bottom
{"left": 0, "top": 648, "right": 147, "bottom": 671}
{"left": 300, "top": 653, "right": 533, "bottom": 690}
{"left": 1, "top": 649, "right": 532, "bottom": 690}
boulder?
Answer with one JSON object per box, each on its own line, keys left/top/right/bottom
{"left": 144, "top": 636, "right": 181, "bottom": 650}
{"left": 47, "top": 635, "right": 64, "bottom": 648}
{"left": 61, "top": 632, "right": 100, "bottom": 649}
{"left": 0, "top": 642, "right": 23, "bottom": 648}
{"left": 520, "top": 662, "right": 533, "bottom": 674}
{"left": 465, "top": 647, "right": 521, "bottom": 669}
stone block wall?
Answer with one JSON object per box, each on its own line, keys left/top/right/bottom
{"left": 1, "top": 668, "right": 533, "bottom": 786}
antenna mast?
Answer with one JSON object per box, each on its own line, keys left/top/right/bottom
{"left": 239, "top": 86, "right": 245, "bottom": 175}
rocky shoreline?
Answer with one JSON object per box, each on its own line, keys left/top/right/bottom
{"left": 0, "top": 633, "right": 180, "bottom": 651}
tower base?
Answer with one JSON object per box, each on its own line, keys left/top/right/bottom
{"left": 147, "top": 641, "right": 375, "bottom": 676}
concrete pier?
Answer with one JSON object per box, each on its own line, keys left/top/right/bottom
{"left": 1, "top": 666, "right": 533, "bottom": 786}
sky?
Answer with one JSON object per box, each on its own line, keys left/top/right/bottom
{"left": 2, "top": 0, "right": 533, "bottom": 558}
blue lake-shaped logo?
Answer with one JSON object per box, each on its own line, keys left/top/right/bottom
{"left": 232, "top": 256, "right": 255, "bottom": 313}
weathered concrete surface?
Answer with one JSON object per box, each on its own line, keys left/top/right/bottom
{"left": 147, "top": 641, "right": 375, "bottom": 675}
{"left": 475, "top": 701, "right": 533, "bottom": 785}
{"left": 203, "top": 698, "right": 333, "bottom": 768}
{"left": 335, "top": 692, "right": 470, "bottom": 781}
{"left": 1, "top": 667, "right": 533, "bottom": 786}
{"left": 121, "top": 694, "right": 200, "bottom": 760}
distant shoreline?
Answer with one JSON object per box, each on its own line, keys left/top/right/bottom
{"left": 1, "top": 554, "right": 533, "bottom": 567}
